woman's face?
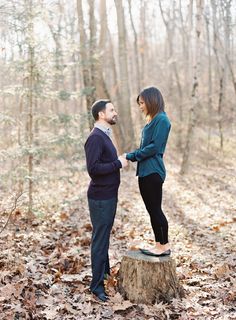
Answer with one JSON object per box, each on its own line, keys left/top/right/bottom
{"left": 138, "top": 96, "right": 148, "bottom": 115}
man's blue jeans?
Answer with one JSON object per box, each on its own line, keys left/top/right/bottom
{"left": 88, "top": 197, "right": 117, "bottom": 295}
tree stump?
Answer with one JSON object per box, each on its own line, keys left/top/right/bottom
{"left": 118, "top": 250, "right": 183, "bottom": 304}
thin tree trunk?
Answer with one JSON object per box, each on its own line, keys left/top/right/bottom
{"left": 181, "top": 0, "right": 204, "bottom": 175}
{"left": 212, "top": 0, "right": 225, "bottom": 150}
{"left": 159, "top": 0, "right": 183, "bottom": 150}
{"left": 47, "top": 0, "right": 65, "bottom": 114}
{"left": 77, "top": 0, "right": 95, "bottom": 130}
{"left": 114, "top": 0, "right": 135, "bottom": 152}
{"left": 159, "top": 0, "right": 174, "bottom": 98}
{"left": 66, "top": 11, "right": 78, "bottom": 114}
{"left": 179, "top": 0, "right": 189, "bottom": 78}
{"left": 26, "top": 0, "right": 34, "bottom": 219}
{"left": 139, "top": 0, "right": 146, "bottom": 88}
{"left": 219, "top": 0, "right": 235, "bottom": 132}
{"left": 127, "top": 0, "right": 143, "bottom": 138}
{"left": 88, "top": 0, "right": 110, "bottom": 99}
{"left": 128, "top": 0, "right": 141, "bottom": 93}
{"left": 17, "top": 94, "right": 23, "bottom": 146}
{"left": 89, "top": 0, "right": 96, "bottom": 97}
{"left": 97, "top": 0, "right": 122, "bottom": 153}
{"left": 205, "top": 7, "right": 213, "bottom": 159}
{"left": 218, "top": 73, "right": 224, "bottom": 149}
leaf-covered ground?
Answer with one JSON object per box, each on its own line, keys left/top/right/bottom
{"left": 0, "top": 152, "right": 235, "bottom": 319}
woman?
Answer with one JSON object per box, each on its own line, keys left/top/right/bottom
{"left": 125, "top": 86, "right": 171, "bottom": 256}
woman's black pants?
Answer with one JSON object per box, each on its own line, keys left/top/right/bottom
{"left": 138, "top": 173, "right": 169, "bottom": 244}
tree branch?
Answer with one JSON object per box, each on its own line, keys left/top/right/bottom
{"left": 0, "top": 192, "right": 25, "bottom": 234}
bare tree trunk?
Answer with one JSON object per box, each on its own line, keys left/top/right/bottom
{"left": 128, "top": 0, "right": 141, "bottom": 93}
{"left": 187, "top": 0, "right": 194, "bottom": 91}
{"left": 47, "top": 0, "right": 65, "bottom": 114}
{"left": 205, "top": 6, "right": 213, "bottom": 159}
{"left": 212, "top": 0, "right": 225, "bottom": 149}
{"left": 114, "top": 0, "right": 135, "bottom": 152}
{"left": 77, "top": 0, "right": 95, "bottom": 130}
{"left": 221, "top": 0, "right": 236, "bottom": 133}
{"left": 106, "top": 28, "right": 123, "bottom": 153}
{"left": 179, "top": 0, "right": 190, "bottom": 82}
{"left": 71, "top": 52, "right": 78, "bottom": 113}
{"left": 127, "top": 0, "right": 143, "bottom": 139}
{"left": 159, "top": 0, "right": 174, "bottom": 98}
{"left": 88, "top": 0, "right": 96, "bottom": 97}
{"left": 181, "top": 0, "right": 204, "bottom": 175}
{"left": 139, "top": 0, "right": 147, "bottom": 88}
{"left": 26, "top": 0, "right": 35, "bottom": 219}
{"left": 210, "top": 1, "right": 236, "bottom": 100}
{"left": 96, "top": 0, "right": 122, "bottom": 152}
{"left": 17, "top": 94, "right": 23, "bottom": 146}
{"left": 212, "top": 23, "right": 236, "bottom": 136}
{"left": 159, "top": 0, "right": 183, "bottom": 150}
{"left": 66, "top": 9, "right": 78, "bottom": 114}
{"left": 88, "top": 0, "right": 109, "bottom": 99}
{"left": 218, "top": 73, "right": 224, "bottom": 149}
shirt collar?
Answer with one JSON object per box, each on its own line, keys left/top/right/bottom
{"left": 94, "top": 123, "right": 112, "bottom": 138}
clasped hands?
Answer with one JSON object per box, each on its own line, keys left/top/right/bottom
{"left": 118, "top": 153, "right": 129, "bottom": 168}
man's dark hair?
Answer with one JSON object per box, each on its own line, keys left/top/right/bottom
{"left": 91, "top": 99, "right": 111, "bottom": 121}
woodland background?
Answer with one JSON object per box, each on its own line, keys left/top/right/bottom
{"left": 0, "top": 0, "right": 235, "bottom": 319}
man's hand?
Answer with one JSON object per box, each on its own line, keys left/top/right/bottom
{"left": 118, "top": 155, "right": 128, "bottom": 168}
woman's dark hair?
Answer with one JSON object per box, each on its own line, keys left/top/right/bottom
{"left": 91, "top": 99, "right": 111, "bottom": 120}
{"left": 137, "top": 86, "right": 165, "bottom": 118}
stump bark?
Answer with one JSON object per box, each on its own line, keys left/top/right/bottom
{"left": 118, "top": 250, "right": 183, "bottom": 304}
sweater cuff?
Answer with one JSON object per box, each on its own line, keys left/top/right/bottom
{"left": 126, "top": 152, "right": 136, "bottom": 162}
{"left": 116, "top": 159, "right": 122, "bottom": 168}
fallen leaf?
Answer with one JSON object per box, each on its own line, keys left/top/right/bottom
{"left": 113, "top": 300, "right": 134, "bottom": 311}
{"left": 214, "top": 264, "right": 231, "bottom": 279}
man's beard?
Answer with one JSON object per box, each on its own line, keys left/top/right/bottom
{"left": 107, "top": 117, "right": 117, "bottom": 125}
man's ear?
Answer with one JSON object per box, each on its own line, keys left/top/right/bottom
{"left": 98, "top": 110, "right": 105, "bottom": 119}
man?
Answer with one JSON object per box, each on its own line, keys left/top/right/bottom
{"left": 84, "top": 99, "right": 128, "bottom": 302}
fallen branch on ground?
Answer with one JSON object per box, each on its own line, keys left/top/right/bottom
{"left": 0, "top": 192, "right": 25, "bottom": 234}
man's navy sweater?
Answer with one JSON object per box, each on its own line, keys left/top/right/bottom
{"left": 84, "top": 127, "right": 122, "bottom": 200}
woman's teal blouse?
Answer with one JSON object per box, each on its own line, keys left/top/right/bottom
{"left": 126, "top": 111, "right": 171, "bottom": 181}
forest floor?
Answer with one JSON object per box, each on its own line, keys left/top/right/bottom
{"left": 0, "top": 149, "right": 235, "bottom": 320}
